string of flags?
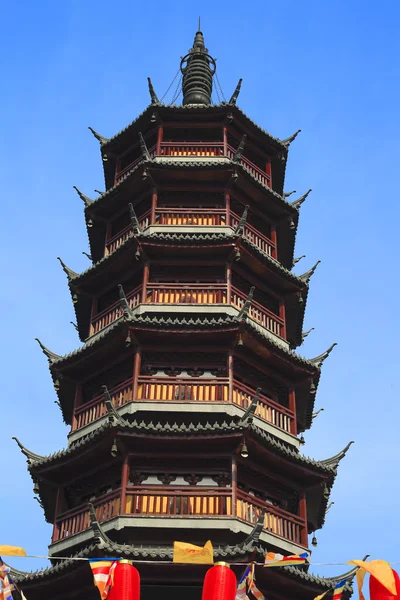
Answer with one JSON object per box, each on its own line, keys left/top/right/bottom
{"left": 0, "top": 543, "right": 399, "bottom": 600}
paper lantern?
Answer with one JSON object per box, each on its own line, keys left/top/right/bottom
{"left": 202, "top": 562, "right": 236, "bottom": 600}
{"left": 370, "top": 569, "right": 400, "bottom": 600}
{"left": 108, "top": 560, "right": 140, "bottom": 600}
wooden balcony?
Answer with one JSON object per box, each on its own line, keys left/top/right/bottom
{"left": 72, "top": 376, "right": 295, "bottom": 436}
{"left": 89, "top": 283, "right": 284, "bottom": 339}
{"left": 51, "top": 486, "right": 306, "bottom": 547}
{"left": 105, "top": 211, "right": 151, "bottom": 256}
{"left": 230, "top": 211, "right": 276, "bottom": 259}
{"left": 90, "top": 285, "right": 142, "bottom": 337}
{"left": 156, "top": 207, "right": 227, "bottom": 226}
{"left": 114, "top": 142, "right": 272, "bottom": 189}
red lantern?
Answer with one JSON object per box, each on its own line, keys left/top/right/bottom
{"left": 370, "top": 569, "right": 400, "bottom": 600}
{"left": 108, "top": 560, "right": 140, "bottom": 600}
{"left": 202, "top": 562, "right": 237, "bottom": 600}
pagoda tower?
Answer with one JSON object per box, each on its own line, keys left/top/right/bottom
{"left": 11, "top": 29, "right": 356, "bottom": 600}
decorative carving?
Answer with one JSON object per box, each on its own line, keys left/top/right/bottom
{"left": 211, "top": 473, "right": 231, "bottom": 487}
{"left": 184, "top": 474, "right": 202, "bottom": 486}
{"left": 228, "top": 78, "right": 243, "bottom": 105}
{"left": 232, "top": 135, "right": 247, "bottom": 163}
{"left": 147, "top": 77, "right": 160, "bottom": 105}
{"left": 158, "top": 473, "right": 177, "bottom": 485}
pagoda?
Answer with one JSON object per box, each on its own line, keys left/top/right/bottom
{"left": 11, "top": 28, "right": 356, "bottom": 600}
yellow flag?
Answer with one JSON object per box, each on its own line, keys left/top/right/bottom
{"left": 0, "top": 545, "right": 27, "bottom": 557}
{"left": 348, "top": 560, "right": 396, "bottom": 595}
{"left": 173, "top": 540, "right": 213, "bottom": 564}
{"left": 355, "top": 568, "right": 366, "bottom": 600}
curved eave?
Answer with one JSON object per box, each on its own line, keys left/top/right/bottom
{"left": 28, "top": 418, "right": 336, "bottom": 479}
{"left": 102, "top": 103, "right": 287, "bottom": 156}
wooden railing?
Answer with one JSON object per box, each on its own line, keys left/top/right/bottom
{"left": 115, "top": 146, "right": 157, "bottom": 183}
{"left": 71, "top": 375, "right": 294, "bottom": 435}
{"left": 155, "top": 207, "right": 227, "bottom": 226}
{"left": 146, "top": 283, "right": 227, "bottom": 305}
{"left": 232, "top": 380, "right": 295, "bottom": 434}
{"left": 89, "top": 282, "right": 285, "bottom": 340}
{"left": 231, "top": 286, "right": 284, "bottom": 337}
{"left": 52, "top": 487, "right": 306, "bottom": 547}
{"left": 237, "top": 490, "right": 307, "bottom": 547}
{"left": 90, "top": 286, "right": 142, "bottom": 336}
{"left": 125, "top": 487, "right": 232, "bottom": 516}
{"left": 114, "top": 142, "right": 272, "bottom": 188}
{"left": 72, "top": 379, "right": 133, "bottom": 431}
{"left": 227, "top": 145, "right": 272, "bottom": 188}
{"left": 52, "top": 489, "right": 121, "bottom": 543}
{"left": 230, "top": 211, "right": 276, "bottom": 258}
{"left": 105, "top": 211, "right": 151, "bottom": 256}
{"left": 159, "top": 141, "right": 224, "bottom": 158}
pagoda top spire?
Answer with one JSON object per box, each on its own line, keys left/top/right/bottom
{"left": 180, "top": 26, "right": 216, "bottom": 106}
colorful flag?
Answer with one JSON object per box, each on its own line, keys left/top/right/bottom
{"left": 236, "top": 565, "right": 252, "bottom": 600}
{"left": 0, "top": 564, "right": 13, "bottom": 600}
{"left": 173, "top": 540, "right": 213, "bottom": 565}
{"left": 348, "top": 560, "right": 396, "bottom": 595}
{"left": 0, "top": 546, "right": 27, "bottom": 557}
{"left": 264, "top": 551, "right": 309, "bottom": 567}
{"left": 89, "top": 559, "right": 119, "bottom": 599}
{"left": 313, "top": 579, "right": 347, "bottom": 600}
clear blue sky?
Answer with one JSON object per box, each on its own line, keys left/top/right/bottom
{"left": 1, "top": 0, "right": 399, "bottom": 582}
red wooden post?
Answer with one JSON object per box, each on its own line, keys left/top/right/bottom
{"left": 52, "top": 487, "right": 65, "bottom": 543}
{"left": 72, "top": 383, "right": 83, "bottom": 431}
{"left": 132, "top": 348, "right": 142, "bottom": 401}
{"left": 231, "top": 455, "right": 237, "bottom": 517}
{"left": 151, "top": 188, "right": 158, "bottom": 225}
{"left": 223, "top": 126, "right": 228, "bottom": 156}
{"left": 156, "top": 126, "right": 163, "bottom": 155}
{"left": 288, "top": 388, "right": 297, "bottom": 435}
{"left": 270, "top": 225, "right": 277, "bottom": 260}
{"left": 279, "top": 299, "right": 286, "bottom": 339}
{"left": 226, "top": 263, "right": 232, "bottom": 304}
{"left": 225, "top": 191, "right": 231, "bottom": 226}
{"left": 299, "top": 491, "right": 308, "bottom": 547}
{"left": 120, "top": 455, "right": 130, "bottom": 514}
{"left": 228, "top": 350, "right": 234, "bottom": 404}
{"left": 114, "top": 158, "right": 121, "bottom": 186}
{"left": 141, "top": 263, "right": 150, "bottom": 303}
{"left": 265, "top": 160, "right": 272, "bottom": 188}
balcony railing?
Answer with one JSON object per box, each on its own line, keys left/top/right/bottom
{"left": 71, "top": 376, "right": 295, "bottom": 435}
{"left": 155, "top": 207, "right": 227, "bottom": 226}
{"left": 114, "top": 142, "right": 272, "bottom": 189}
{"left": 105, "top": 211, "right": 151, "bottom": 256}
{"left": 90, "top": 283, "right": 283, "bottom": 339}
{"left": 90, "top": 285, "right": 142, "bottom": 337}
{"left": 73, "top": 379, "right": 134, "bottom": 431}
{"left": 230, "top": 211, "right": 276, "bottom": 258}
{"left": 237, "top": 490, "right": 307, "bottom": 546}
{"left": 231, "top": 286, "right": 284, "bottom": 338}
{"left": 52, "top": 487, "right": 306, "bottom": 547}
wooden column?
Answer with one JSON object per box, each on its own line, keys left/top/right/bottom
{"left": 225, "top": 191, "right": 231, "bottom": 226}
{"left": 156, "top": 126, "right": 163, "bottom": 155}
{"left": 120, "top": 455, "right": 130, "bottom": 514}
{"left": 226, "top": 263, "right": 232, "bottom": 304}
{"left": 288, "top": 388, "right": 297, "bottom": 435}
{"left": 223, "top": 126, "right": 228, "bottom": 156}
{"left": 72, "top": 383, "right": 83, "bottom": 431}
{"left": 150, "top": 188, "right": 158, "bottom": 225}
{"left": 228, "top": 349, "right": 234, "bottom": 404}
{"left": 104, "top": 222, "right": 112, "bottom": 256}
{"left": 266, "top": 161, "right": 272, "bottom": 189}
{"left": 52, "top": 487, "right": 65, "bottom": 543}
{"left": 132, "top": 348, "right": 142, "bottom": 401}
{"left": 270, "top": 225, "right": 277, "bottom": 260}
{"left": 231, "top": 455, "right": 237, "bottom": 517}
{"left": 299, "top": 491, "right": 308, "bottom": 547}
{"left": 279, "top": 298, "right": 286, "bottom": 340}
{"left": 141, "top": 263, "right": 150, "bottom": 303}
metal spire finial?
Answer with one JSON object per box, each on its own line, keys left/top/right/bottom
{"left": 180, "top": 28, "right": 216, "bottom": 106}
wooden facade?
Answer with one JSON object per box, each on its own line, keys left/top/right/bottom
{"left": 13, "top": 29, "right": 352, "bottom": 600}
